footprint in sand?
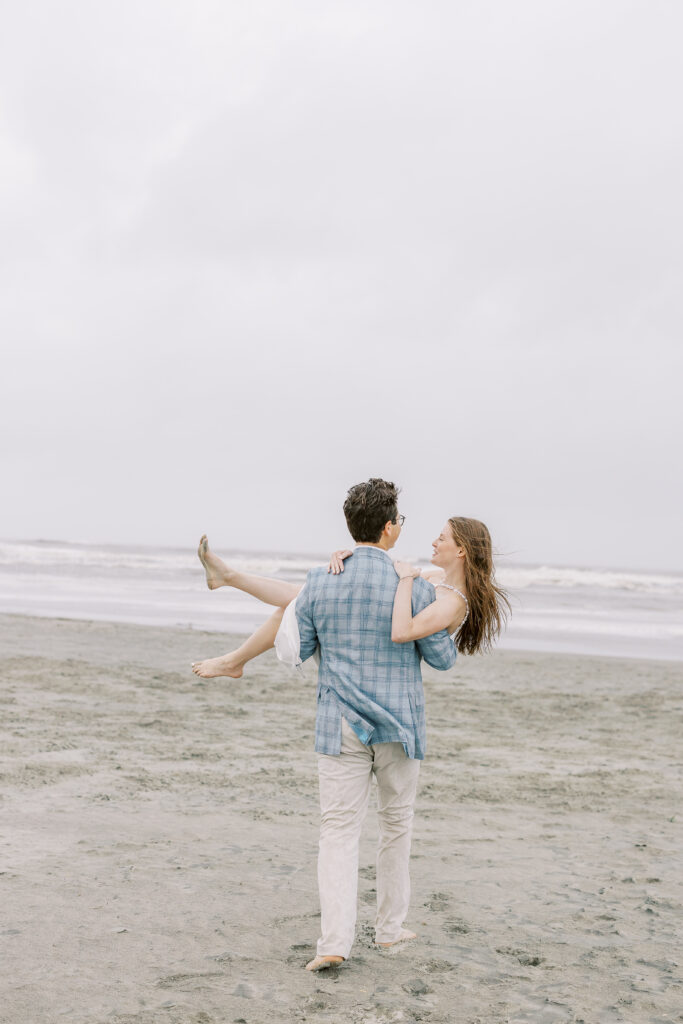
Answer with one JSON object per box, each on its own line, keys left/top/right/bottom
{"left": 496, "top": 946, "right": 546, "bottom": 967}
{"left": 402, "top": 977, "right": 433, "bottom": 996}
{"left": 419, "top": 958, "right": 458, "bottom": 974}
{"left": 444, "top": 917, "right": 471, "bottom": 935}
{"left": 156, "top": 971, "right": 226, "bottom": 990}
{"left": 424, "top": 891, "right": 451, "bottom": 911}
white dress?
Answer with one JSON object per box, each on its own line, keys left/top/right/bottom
{"left": 275, "top": 594, "right": 310, "bottom": 670}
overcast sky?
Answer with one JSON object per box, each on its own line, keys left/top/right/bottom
{"left": 1, "top": 0, "right": 681, "bottom": 570}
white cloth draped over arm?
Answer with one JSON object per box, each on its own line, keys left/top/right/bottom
{"left": 274, "top": 592, "right": 320, "bottom": 669}
{"left": 274, "top": 597, "right": 302, "bottom": 669}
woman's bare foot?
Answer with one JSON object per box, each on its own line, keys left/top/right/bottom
{"left": 375, "top": 928, "right": 417, "bottom": 948}
{"left": 191, "top": 654, "right": 244, "bottom": 678}
{"left": 305, "top": 955, "right": 344, "bottom": 972}
{"left": 197, "top": 535, "right": 234, "bottom": 590}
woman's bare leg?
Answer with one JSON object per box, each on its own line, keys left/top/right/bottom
{"left": 192, "top": 606, "right": 288, "bottom": 679}
{"left": 198, "top": 535, "right": 300, "bottom": 606}
{"left": 193, "top": 535, "right": 303, "bottom": 678}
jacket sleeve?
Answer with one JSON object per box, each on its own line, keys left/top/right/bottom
{"left": 295, "top": 577, "right": 319, "bottom": 664}
{"left": 411, "top": 578, "right": 457, "bottom": 671}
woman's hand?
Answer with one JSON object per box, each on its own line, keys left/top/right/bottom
{"left": 327, "top": 549, "right": 353, "bottom": 574}
{"left": 394, "top": 560, "right": 422, "bottom": 580}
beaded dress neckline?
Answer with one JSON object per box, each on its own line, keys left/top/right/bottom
{"left": 434, "top": 581, "right": 469, "bottom": 637}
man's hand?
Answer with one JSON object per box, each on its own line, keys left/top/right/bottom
{"left": 327, "top": 549, "right": 353, "bottom": 574}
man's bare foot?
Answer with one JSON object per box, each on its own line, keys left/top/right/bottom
{"left": 375, "top": 929, "right": 417, "bottom": 948}
{"left": 191, "top": 654, "right": 244, "bottom": 678}
{"left": 305, "top": 955, "right": 344, "bottom": 972}
{"left": 197, "top": 535, "right": 234, "bottom": 590}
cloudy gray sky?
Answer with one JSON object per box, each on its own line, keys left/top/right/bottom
{"left": 2, "top": 0, "right": 681, "bottom": 570}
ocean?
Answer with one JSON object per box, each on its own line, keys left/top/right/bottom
{"left": 1, "top": 539, "right": 681, "bottom": 662}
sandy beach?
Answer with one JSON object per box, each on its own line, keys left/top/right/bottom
{"left": 1, "top": 613, "right": 681, "bottom": 1024}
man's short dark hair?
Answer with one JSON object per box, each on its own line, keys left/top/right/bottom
{"left": 343, "top": 478, "right": 400, "bottom": 543}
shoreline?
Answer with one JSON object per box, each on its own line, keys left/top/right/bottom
{"left": 2, "top": 537, "right": 682, "bottom": 664}
{"left": 1, "top": 615, "right": 682, "bottom": 1023}
{"left": 3, "top": 610, "right": 682, "bottom": 666}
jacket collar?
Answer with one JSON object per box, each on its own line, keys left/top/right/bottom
{"left": 353, "top": 545, "right": 393, "bottom": 561}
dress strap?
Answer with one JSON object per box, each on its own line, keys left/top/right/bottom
{"left": 435, "top": 582, "right": 469, "bottom": 636}
{"left": 434, "top": 583, "right": 468, "bottom": 606}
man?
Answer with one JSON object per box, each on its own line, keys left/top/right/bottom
{"left": 277, "top": 477, "right": 457, "bottom": 971}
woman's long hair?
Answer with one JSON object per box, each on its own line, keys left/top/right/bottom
{"left": 448, "top": 517, "right": 510, "bottom": 655}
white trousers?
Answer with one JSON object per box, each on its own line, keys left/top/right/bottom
{"left": 316, "top": 717, "right": 421, "bottom": 958}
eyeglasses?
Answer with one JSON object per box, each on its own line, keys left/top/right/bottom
{"left": 394, "top": 514, "right": 406, "bottom": 527}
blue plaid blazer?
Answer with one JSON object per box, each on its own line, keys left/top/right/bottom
{"left": 295, "top": 546, "right": 457, "bottom": 760}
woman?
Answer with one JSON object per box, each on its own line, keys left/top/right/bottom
{"left": 191, "top": 517, "right": 509, "bottom": 677}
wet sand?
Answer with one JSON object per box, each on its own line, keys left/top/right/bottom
{"left": 1, "top": 614, "right": 682, "bottom": 1024}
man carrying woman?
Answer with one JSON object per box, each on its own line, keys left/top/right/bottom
{"left": 192, "top": 477, "right": 509, "bottom": 970}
